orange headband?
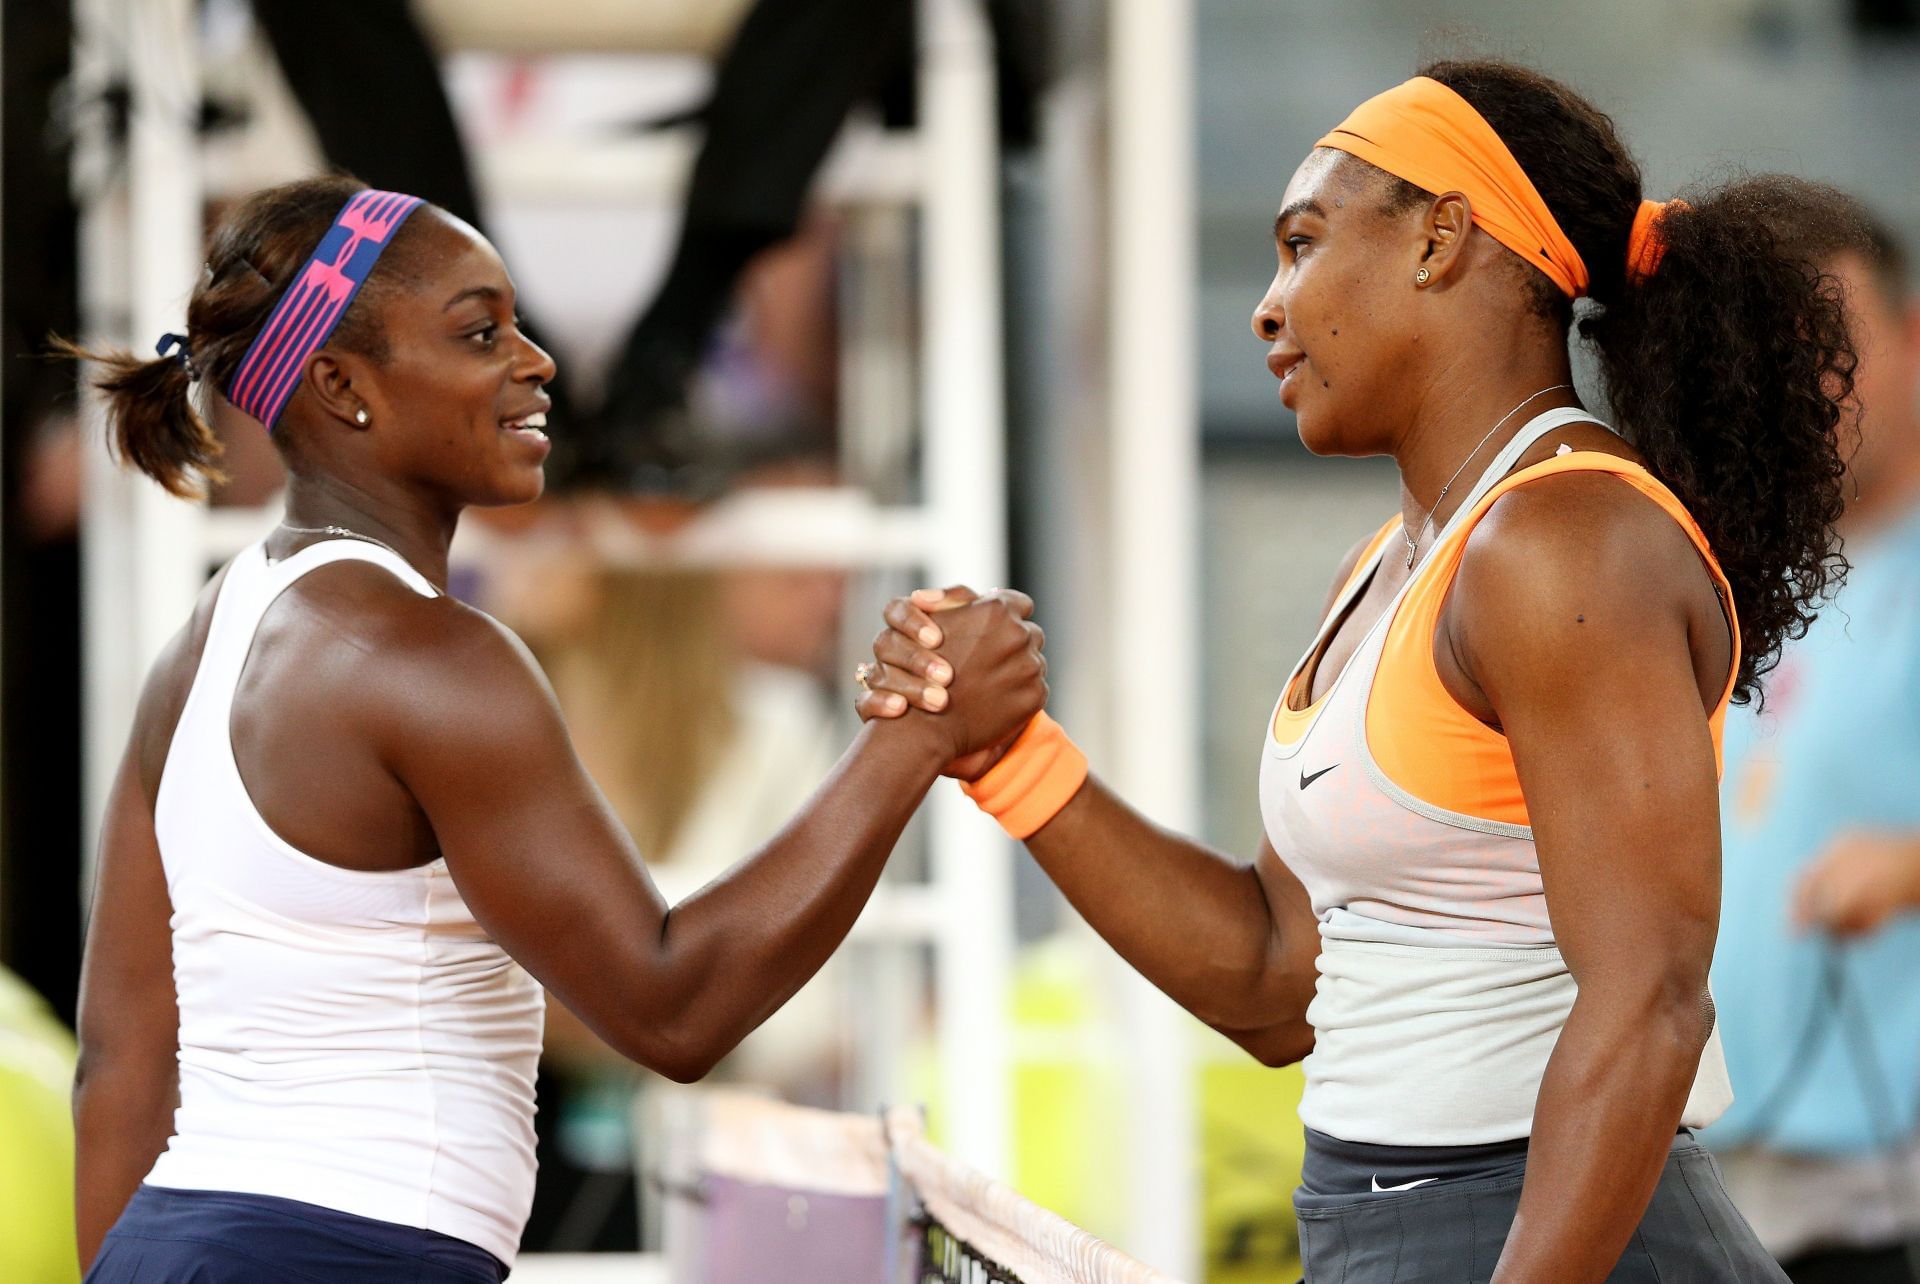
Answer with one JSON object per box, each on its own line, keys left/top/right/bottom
{"left": 1317, "top": 76, "right": 1589, "bottom": 297}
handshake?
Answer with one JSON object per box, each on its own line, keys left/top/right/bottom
{"left": 853, "top": 586, "right": 1049, "bottom": 781}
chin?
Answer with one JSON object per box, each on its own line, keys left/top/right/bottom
{"left": 1293, "top": 405, "right": 1380, "bottom": 459}
{"left": 1293, "top": 411, "right": 1343, "bottom": 457}
{"left": 475, "top": 468, "right": 546, "bottom": 508}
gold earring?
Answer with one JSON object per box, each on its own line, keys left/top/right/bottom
{"left": 1415, "top": 267, "right": 1431, "bottom": 286}
{"left": 355, "top": 408, "right": 369, "bottom": 425}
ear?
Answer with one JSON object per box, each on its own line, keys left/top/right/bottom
{"left": 305, "top": 352, "right": 374, "bottom": 431}
{"left": 1415, "top": 191, "right": 1474, "bottom": 287}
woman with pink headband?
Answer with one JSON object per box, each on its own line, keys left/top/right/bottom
{"left": 66, "top": 174, "right": 1048, "bottom": 1281}
{"left": 861, "top": 59, "right": 1860, "bottom": 1281}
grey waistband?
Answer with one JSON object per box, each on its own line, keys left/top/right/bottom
{"left": 1300, "top": 1127, "right": 1698, "bottom": 1200}
{"left": 1300, "top": 1127, "right": 1530, "bottom": 1197}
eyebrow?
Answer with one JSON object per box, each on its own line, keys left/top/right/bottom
{"left": 1273, "top": 199, "right": 1327, "bottom": 238}
{"left": 443, "top": 284, "right": 504, "bottom": 311}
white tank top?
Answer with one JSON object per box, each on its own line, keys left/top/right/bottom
{"left": 145, "top": 539, "right": 545, "bottom": 1267}
{"left": 1259, "top": 410, "right": 1733, "bottom": 1146}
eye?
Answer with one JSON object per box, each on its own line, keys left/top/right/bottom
{"left": 467, "top": 322, "right": 498, "bottom": 348}
{"left": 1284, "top": 235, "right": 1312, "bottom": 256}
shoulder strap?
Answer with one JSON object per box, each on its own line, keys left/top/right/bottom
{"left": 1437, "top": 405, "right": 1609, "bottom": 546}
{"left": 268, "top": 537, "right": 440, "bottom": 599}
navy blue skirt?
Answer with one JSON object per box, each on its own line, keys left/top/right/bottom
{"left": 87, "top": 1185, "right": 509, "bottom": 1282}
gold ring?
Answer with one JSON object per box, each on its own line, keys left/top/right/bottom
{"left": 855, "top": 661, "right": 879, "bottom": 693}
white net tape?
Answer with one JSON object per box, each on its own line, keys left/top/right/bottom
{"left": 884, "top": 1106, "right": 1185, "bottom": 1284}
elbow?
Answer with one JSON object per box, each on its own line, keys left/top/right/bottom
{"left": 1224, "top": 1019, "right": 1315, "bottom": 1069}
{"left": 619, "top": 1017, "right": 729, "bottom": 1084}
{"left": 646, "top": 1044, "right": 723, "bottom": 1085}
{"left": 1586, "top": 965, "right": 1717, "bottom": 1055}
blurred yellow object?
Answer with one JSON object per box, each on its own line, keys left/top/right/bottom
{"left": 0, "top": 968, "right": 81, "bottom": 1284}
{"left": 944, "top": 935, "right": 1308, "bottom": 1282}
{"left": 1196, "top": 1038, "right": 1304, "bottom": 1284}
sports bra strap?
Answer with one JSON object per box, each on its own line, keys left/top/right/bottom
{"left": 1436, "top": 405, "right": 1608, "bottom": 547}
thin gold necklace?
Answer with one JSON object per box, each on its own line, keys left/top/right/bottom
{"left": 1401, "top": 384, "right": 1572, "bottom": 570}
{"left": 275, "top": 522, "right": 407, "bottom": 563}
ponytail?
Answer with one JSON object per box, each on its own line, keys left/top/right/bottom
{"left": 51, "top": 173, "right": 423, "bottom": 503}
{"left": 1580, "top": 181, "right": 1854, "bottom": 703}
{"left": 1420, "top": 59, "right": 1858, "bottom": 705}
{"left": 52, "top": 335, "right": 226, "bottom": 499}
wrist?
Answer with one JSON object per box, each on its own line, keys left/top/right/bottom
{"left": 863, "top": 709, "right": 956, "bottom": 781}
{"left": 959, "top": 713, "right": 1088, "bottom": 839}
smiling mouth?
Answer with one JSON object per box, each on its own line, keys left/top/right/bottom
{"left": 502, "top": 411, "right": 548, "bottom": 439}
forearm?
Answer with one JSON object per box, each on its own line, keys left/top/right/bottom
{"left": 1026, "top": 776, "right": 1308, "bottom": 1031}
{"left": 73, "top": 1056, "right": 178, "bottom": 1269}
{"left": 641, "top": 715, "right": 949, "bottom": 1076}
{"left": 1493, "top": 986, "right": 1712, "bottom": 1283}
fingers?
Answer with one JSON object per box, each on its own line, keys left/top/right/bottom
{"left": 857, "top": 661, "right": 947, "bottom": 716}
{"left": 885, "top": 593, "right": 952, "bottom": 649}
{"left": 913, "top": 585, "right": 980, "bottom": 613}
{"left": 872, "top": 626, "right": 954, "bottom": 688}
{"left": 979, "top": 587, "right": 1035, "bottom": 620}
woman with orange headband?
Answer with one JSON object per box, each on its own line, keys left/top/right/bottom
{"left": 860, "top": 59, "right": 1859, "bottom": 1281}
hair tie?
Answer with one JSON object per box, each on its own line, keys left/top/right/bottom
{"left": 1627, "top": 198, "right": 1687, "bottom": 286}
{"left": 155, "top": 331, "right": 200, "bottom": 382}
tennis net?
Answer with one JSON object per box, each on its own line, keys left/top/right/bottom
{"left": 653, "top": 1090, "right": 1183, "bottom": 1284}
{"left": 885, "top": 1106, "right": 1180, "bottom": 1284}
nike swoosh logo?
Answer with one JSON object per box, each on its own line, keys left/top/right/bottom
{"left": 1370, "top": 1175, "right": 1438, "bottom": 1193}
{"left": 1299, "top": 764, "right": 1339, "bottom": 790}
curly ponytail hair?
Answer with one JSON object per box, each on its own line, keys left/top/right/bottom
{"left": 1410, "top": 59, "right": 1859, "bottom": 705}
{"left": 57, "top": 174, "right": 425, "bottom": 499}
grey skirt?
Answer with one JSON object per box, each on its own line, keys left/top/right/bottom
{"left": 1293, "top": 1130, "right": 1787, "bottom": 1283}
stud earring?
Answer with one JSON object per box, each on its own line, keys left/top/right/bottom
{"left": 354, "top": 408, "right": 369, "bottom": 425}
{"left": 1415, "top": 267, "right": 1431, "bottom": 286}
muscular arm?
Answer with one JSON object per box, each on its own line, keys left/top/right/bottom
{"left": 1450, "top": 479, "right": 1728, "bottom": 1284}
{"left": 380, "top": 595, "right": 1042, "bottom": 1082}
{"left": 1022, "top": 787, "right": 1319, "bottom": 1064}
{"left": 855, "top": 534, "right": 1387, "bottom": 1068}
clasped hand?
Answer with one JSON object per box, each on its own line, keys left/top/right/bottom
{"left": 856, "top": 586, "right": 1047, "bottom": 779}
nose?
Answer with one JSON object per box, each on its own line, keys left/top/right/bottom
{"left": 517, "top": 330, "right": 558, "bottom": 387}
{"left": 1251, "top": 272, "right": 1285, "bottom": 342}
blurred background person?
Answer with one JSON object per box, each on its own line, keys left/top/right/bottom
{"left": 1705, "top": 196, "right": 1920, "bottom": 1284}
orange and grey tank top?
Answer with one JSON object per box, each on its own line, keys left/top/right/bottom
{"left": 1259, "top": 407, "right": 1738, "bottom": 1146}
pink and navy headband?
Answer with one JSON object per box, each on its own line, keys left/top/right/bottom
{"left": 223, "top": 188, "right": 424, "bottom": 429}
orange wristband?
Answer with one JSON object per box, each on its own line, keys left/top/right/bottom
{"left": 959, "top": 712, "right": 1088, "bottom": 840}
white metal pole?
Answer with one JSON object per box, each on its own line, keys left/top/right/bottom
{"left": 918, "top": 0, "right": 1013, "bottom": 1181}
{"left": 1106, "top": 0, "right": 1200, "bottom": 1274}
{"left": 78, "top": 0, "right": 205, "bottom": 881}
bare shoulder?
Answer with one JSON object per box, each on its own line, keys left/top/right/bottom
{"left": 281, "top": 562, "right": 562, "bottom": 744}
{"left": 1457, "top": 470, "right": 1707, "bottom": 624}
{"left": 1445, "top": 467, "right": 1735, "bottom": 719}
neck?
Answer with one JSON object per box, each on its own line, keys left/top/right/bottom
{"left": 1392, "top": 344, "right": 1579, "bottom": 551}
{"left": 279, "top": 473, "right": 459, "bottom": 590}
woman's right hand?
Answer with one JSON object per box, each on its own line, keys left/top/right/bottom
{"left": 856, "top": 587, "right": 1046, "bottom": 778}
